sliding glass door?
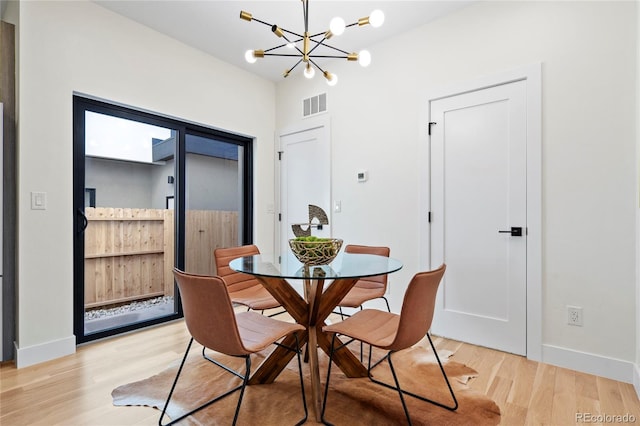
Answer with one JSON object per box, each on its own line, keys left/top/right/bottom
{"left": 73, "top": 96, "right": 253, "bottom": 343}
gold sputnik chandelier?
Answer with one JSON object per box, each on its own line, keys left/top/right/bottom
{"left": 240, "top": 0, "right": 384, "bottom": 86}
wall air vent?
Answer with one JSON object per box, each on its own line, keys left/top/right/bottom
{"left": 302, "top": 93, "right": 327, "bottom": 118}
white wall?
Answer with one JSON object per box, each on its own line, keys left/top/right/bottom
{"left": 15, "top": 0, "right": 276, "bottom": 366}
{"left": 277, "top": 1, "right": 637, "bottom": 373}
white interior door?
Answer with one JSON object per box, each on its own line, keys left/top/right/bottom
{"left": 430, "top": 80, "right": 527, "bottom": 355}
{"left": 279, "top": 126, "right": 331, "bottom": 263}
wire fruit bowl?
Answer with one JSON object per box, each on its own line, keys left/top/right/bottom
{"left": 289, "top": 238, "right": 343, "bottom": 266}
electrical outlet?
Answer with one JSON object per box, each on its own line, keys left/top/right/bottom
{"left": 567, "top": 306, "right": 583, "bottom": 326}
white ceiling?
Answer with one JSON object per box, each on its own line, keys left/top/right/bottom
{"left": 93, "top": 1, "right": 474, "bottom": 82}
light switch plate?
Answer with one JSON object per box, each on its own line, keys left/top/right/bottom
{"left": 31, "top": 192, "right": 47, "bottom": 210}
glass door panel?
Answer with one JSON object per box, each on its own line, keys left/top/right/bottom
{"left": 82, "top": 111, "right": 178, "bottom": 335}
{"left": 184, "top": 134, "right": 244, "bottom": 275}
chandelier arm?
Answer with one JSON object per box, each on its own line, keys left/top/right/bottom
{"left": 309, "top": 38, "right": 351, "bottom": 56}
{"left": 263, "top": 43, "right": 293, "bottom": 53}
{"left": 251, "top": 17, "right": 275, "bottom": 28}
{"left": 308, "top": 21, "right": 359, "bottom": 39}
{"left": 261, "top": 31, "right": 305, "bottom": 56}
{"left": 309, "top": 30, "right": 326, "bottom": 38}
{"left": 308, "top": 58, "right": 326, "bottom": 74}
{"left": 290, "top": 58, "right": 303, "bottom": 70}
{"left": 263, "top": 53, "right": 309, "bottom": 57}
{"left": 281, "top": 28, "right": 304, "bottom": 39}
{"left": 277, "top": 33, "right": 306, "bottom": 57}
{"left": 308, "top": 54, "right": 349, "bottom": 59}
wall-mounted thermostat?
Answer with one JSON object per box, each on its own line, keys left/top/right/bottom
{"left": 357, "top": 170, "right": 368, "bottom": 182}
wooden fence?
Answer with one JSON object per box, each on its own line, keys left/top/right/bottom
{"left": 185, "top": 210, "right": 238, "bottom": 276}
{"left": 84, "top": 207, "right": 238, "bottom": 309}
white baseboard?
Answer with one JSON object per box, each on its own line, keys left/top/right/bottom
{"left": 15, "top": 335, "right": 76, "bottom": 368}
{"left": 633, "top": 363, "right": 640, "bottom": 399}
{"left": 542, "top": 344, "right": 634, "bottom": 384}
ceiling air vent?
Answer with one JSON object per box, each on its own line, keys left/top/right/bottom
{"left": 302, "top": 93, "right": 327, "bottom": 118}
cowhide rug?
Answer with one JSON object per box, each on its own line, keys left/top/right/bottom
{"left": 112, "top": 340, "right": 501, "bottom": 425}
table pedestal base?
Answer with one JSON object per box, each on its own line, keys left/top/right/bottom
{"left": 248, "top": 275, "right": 367, "bottom": 422}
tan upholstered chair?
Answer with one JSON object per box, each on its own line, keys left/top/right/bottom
{"left": 160, "top": 269, "right": 307, "bottom": 426}
{"left": 338, "top": 244, "right": 391, "bottom": 317}
{"left": 321, "top": 264, "right": 457, "bottom": 425}
{"left": 214, "top": 245, "right": 283, "bottom": 315}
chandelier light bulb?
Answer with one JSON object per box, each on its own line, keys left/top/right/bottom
{"left": 304, "top": 63, "right": 315, "bottom": 79}
{"left": 329, "top": 17, "right": 346, "bottom": 36}
{"left": 369, "top": 10, "right": 385, "bottom": 28}
{"left": 245, "top": 49, "right": 257, "bottom": 64}
{"left": 358, "top": 50, "right": 371, "bottom": 67}
{"left": 325, "top": 72, "right": 338, "bottom": 86}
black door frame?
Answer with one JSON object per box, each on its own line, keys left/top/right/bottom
{"left": 73, "top": 95, "right": 253, "bottom": 343}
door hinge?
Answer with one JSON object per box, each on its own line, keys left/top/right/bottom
{"left": 428, "top": 122, "right": 437, "bottom": 136}
{"left": 278, "top": 213, "right": 281, "bottom": 221}
{"left": 428, "top": 211, "right": 431, "bottom": 223}
{"left": 277, "top": 151, "right": 283, "bottom": 160}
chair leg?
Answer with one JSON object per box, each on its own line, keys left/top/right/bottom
{"left": 386, "top": 352, "right": 414, "bottom": 425}
{"left": 358, "top": 306, "right": 364, "bottom": 363}
{"left": 159, "top": 337, "right": 194, "bottom": 426}
{"left": 159, "top": 338, "right": 247, "bottom": 426}
{"left": 425, "top": 333, "right": 459, "bottom": 411}
{"left": 320, "top": 334, "right": 337, "bottom": 426}
{"left": 293, "top": 334, "right": 309, "bottom": 426}
{"left": 231, "top": 357, "right": 251, "bottom": 426}
{"left": 366, "top": 334, "right": 458, "bottom": 424}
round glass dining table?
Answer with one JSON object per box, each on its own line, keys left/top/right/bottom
{"left": 229, "top": 252, "right": 403, "bottom": 422}
{"left": 230, "top": 252, "right": 403, "bottom": 281}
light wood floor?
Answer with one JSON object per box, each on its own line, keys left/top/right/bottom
{"left": 1, "top": 318, "right": 639, "bottom": 425}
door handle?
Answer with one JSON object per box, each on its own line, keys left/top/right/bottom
{"left": 498, "top": 227, "right": 522, "bottom": 237}
{"left": 77, "top": 208, "right": 88, "bottom": 235}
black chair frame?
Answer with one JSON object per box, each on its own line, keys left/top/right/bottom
{"left": 159, "top": 334, "right": 308, "bottom": 426}
{"left": 321, "top": 333, "right": 458, "bottom": 426}
{"left": 335, "top": 296, "right": 391, "bottom": 320}
{"left": 246, "top": 305, "right": 287, "bottom": 318}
